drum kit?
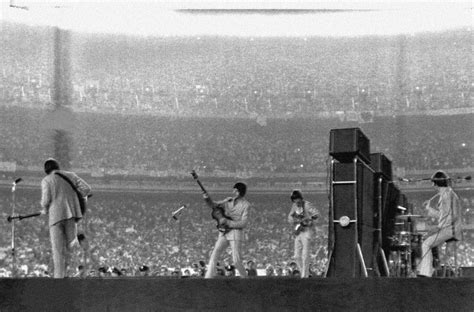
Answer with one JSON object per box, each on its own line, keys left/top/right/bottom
{"left": 388, "top": 210, "right": 425, "bottom": 277}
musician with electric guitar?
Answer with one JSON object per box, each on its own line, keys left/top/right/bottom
{"left": 40, "top": 158, "right": 92, "bottom": 278}
{"left": 287, "top": 189, "right": 319, "bottom": 278}
{"left": 191, "top": 170, "right": 250, "bottom": 278}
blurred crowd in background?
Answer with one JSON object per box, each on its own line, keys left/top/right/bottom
{"left": 0, "top": 106, "right": 471, "bottom": 177}
{"left": 1, "top": 23, "right": 472, "bottom": 118}
{"left": 0, "top": 190, "right": 473, "bottom": 278}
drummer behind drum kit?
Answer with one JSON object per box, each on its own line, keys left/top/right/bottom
{"left": 388, "top": 205, "right": 425, "bottom": 277}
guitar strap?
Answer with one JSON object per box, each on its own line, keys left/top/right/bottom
{"left": 55, "top": 171, "right": 80, "bottom": 196}
{"left": 55, "top": 171, "right": 87, "bottom": 214}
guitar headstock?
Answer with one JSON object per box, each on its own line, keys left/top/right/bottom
{"left": 191, "top": 170, "right": 198, "bottom": 180}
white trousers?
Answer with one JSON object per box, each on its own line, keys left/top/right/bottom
{"left": 50, "top": 218, "right": 77, "bottom": 278}
{"left": 205, "top": 235, "right": 246, "bottom": 278}
{"left": 294, "top": 234, "right": 312, "bottom": 278}
{"left": 417, "top": 226, "right": 454, "bottom": 277}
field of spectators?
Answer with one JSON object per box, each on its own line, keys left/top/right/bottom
{"left": 0, "top": 105, "right": 471, "bottom": 176}
{"left": 0, "top": 188, "right": 328, "bottom": 277}
{"left": 0, "top": 187, "right": 472, "bottom": 277}
{"left": 1, "top": 22, "right": 472, "bottom": 117}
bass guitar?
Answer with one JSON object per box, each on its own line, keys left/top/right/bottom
{"left": 191, "top": 170, "right": 231, "bottom": 233}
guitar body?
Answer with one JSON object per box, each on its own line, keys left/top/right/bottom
{"left": 212, "top": 204, "right": 230, "bottom": 233}
{"left": 292, "top": 214, "right": 318, "bottom": 236}
{"left": 191, "top": 170, "right": 231, "bottom": 233}
{"left": 293, "top": 218, "right": 307, "bottom": 236}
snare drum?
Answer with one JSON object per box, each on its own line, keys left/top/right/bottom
{"left": 396, "top": 231, "right": 412, "bottom": 247}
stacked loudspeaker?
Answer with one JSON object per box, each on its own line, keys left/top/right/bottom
{"left": 326, "top": 128, "right": 400, "bottom": 277}
{"left": 371, "top": 152, "right": 398, "bottom": 277}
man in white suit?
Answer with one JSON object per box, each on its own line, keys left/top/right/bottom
{"left": 40, "top": 158, "right": 92, "bottom": 278}
{"left": 204, "top": 182, "right": 250, "bottom": 278}
{"left": 417, "top": 170, "right": 462, "bottom": 277}
{"left": 288, "top": 190, "right": 319, "bottom": 278}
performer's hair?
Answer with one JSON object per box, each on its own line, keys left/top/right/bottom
{"left": 290, "top": 189, "right": 303, "bottom": 201}
{"left": 233, "top": 182, "right": 247, "bottom": 196}
{"left": 431, "top": 170, "right": 449, "bottom": 187}
{"left": 44, "top": 158, "right": 60, "bottom": 174}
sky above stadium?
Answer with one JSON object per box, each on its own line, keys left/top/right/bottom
{"left": 0, "top": 1, "right": 472, "bottom": 37}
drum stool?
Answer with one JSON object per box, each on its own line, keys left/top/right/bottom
{"left": 439, "top": 237, "right": 462, "bottom": 277}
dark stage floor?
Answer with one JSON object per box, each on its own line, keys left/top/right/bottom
{"left": 1, "top": 277, "right": 474, "bottom": 311}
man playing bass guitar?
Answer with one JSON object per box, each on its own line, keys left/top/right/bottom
{"left": 203, "top": 182, "right": 250, "bottom": 278}
{"left": 288, "top": 189, "right": 319, "bottom": 278}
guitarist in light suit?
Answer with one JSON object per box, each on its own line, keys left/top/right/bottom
{"left": 40, "top": 158, "right": 92, "bottom": 278}
{"left": 288, "top": 189, "right": 319, "bottom": 278}
{"left": 204, "top": 182, "right": 250, "bottom": 278}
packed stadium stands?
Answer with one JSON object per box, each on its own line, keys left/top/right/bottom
{"left": 2, "top": 22, "right": 472, "bottom": 117}
{"left": 0, "top": 105, "right": 472, "bottom": 177}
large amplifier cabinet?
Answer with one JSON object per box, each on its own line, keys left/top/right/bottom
{"left": 329, "top": 128, "right": 371, "bottom": 164}
{"left": 370, "top": 152, "right": 392, "bottom": 181}
{"left": 327, "top": 159, "right": 376, "bottom": 277}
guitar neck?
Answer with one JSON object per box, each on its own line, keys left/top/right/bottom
{"left": 196, "top": 179, "right": 218, "bottom": 209}
{"left": 195, "top": 179, "right": 208, "bottom": 194}
{"left": 191, "top": 171, "right": 215, "bottom": 205}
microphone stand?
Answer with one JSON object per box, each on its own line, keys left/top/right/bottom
{"left": 398, "top": 175, "right": 471, "bottom": 183}
{"left": 172, "top": 205, "right": 187, "bottom": 269}
{"left": 178, "top": 215, "right": 182, "bottom": 268}
{"left": 10, "top": 178, "right": 22, "bottom": 277}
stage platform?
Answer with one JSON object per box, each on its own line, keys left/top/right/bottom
{"left": 1, "top": 277, "right": 473, "bottom": 311}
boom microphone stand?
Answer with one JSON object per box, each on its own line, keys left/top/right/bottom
{"left": 172, "top": 205, "right": 187, "bottom": 268}
{"left": 7, "top": 178, "right": 42, "bottom": 277}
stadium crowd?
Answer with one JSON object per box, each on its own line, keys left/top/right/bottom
{"left": 0, "top": 188, "right": 473, "bottom": 278}
{"left": 0, "top": 106, "right": 472, "bottom": 177}
{"left": 1, "top": 22, "right": 472, "bottom": 177}
{"left": 0, "top": 190, "right": 329, "bottom": 277}
{"left": 1, "top": 22, "right": 472, "bottom": 118}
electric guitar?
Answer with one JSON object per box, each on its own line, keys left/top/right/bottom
{"left": 191, "top": 170, "right": 231, "bottom": 233}
{"left": 292, "top": 212, "right": 318, "bottom": 236}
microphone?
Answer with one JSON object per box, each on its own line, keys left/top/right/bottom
{"left": 397, "top": 205, "right": 407, "bottom": 211}
{"left": 12, "top": 177, "right": 23, "bottom": 192}
{"left": 398, "top": 177, "right": 411, "bottom": 182}
{"left": 172, "top": 205, "right": 187, "bottom": 220}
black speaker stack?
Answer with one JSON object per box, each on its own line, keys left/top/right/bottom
{"left": 327, "top": 128, "right": 409, "bottom": 278}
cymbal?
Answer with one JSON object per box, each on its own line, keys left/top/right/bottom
{"left": 396, "top": 214, "right": 422, "bottom": 219}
